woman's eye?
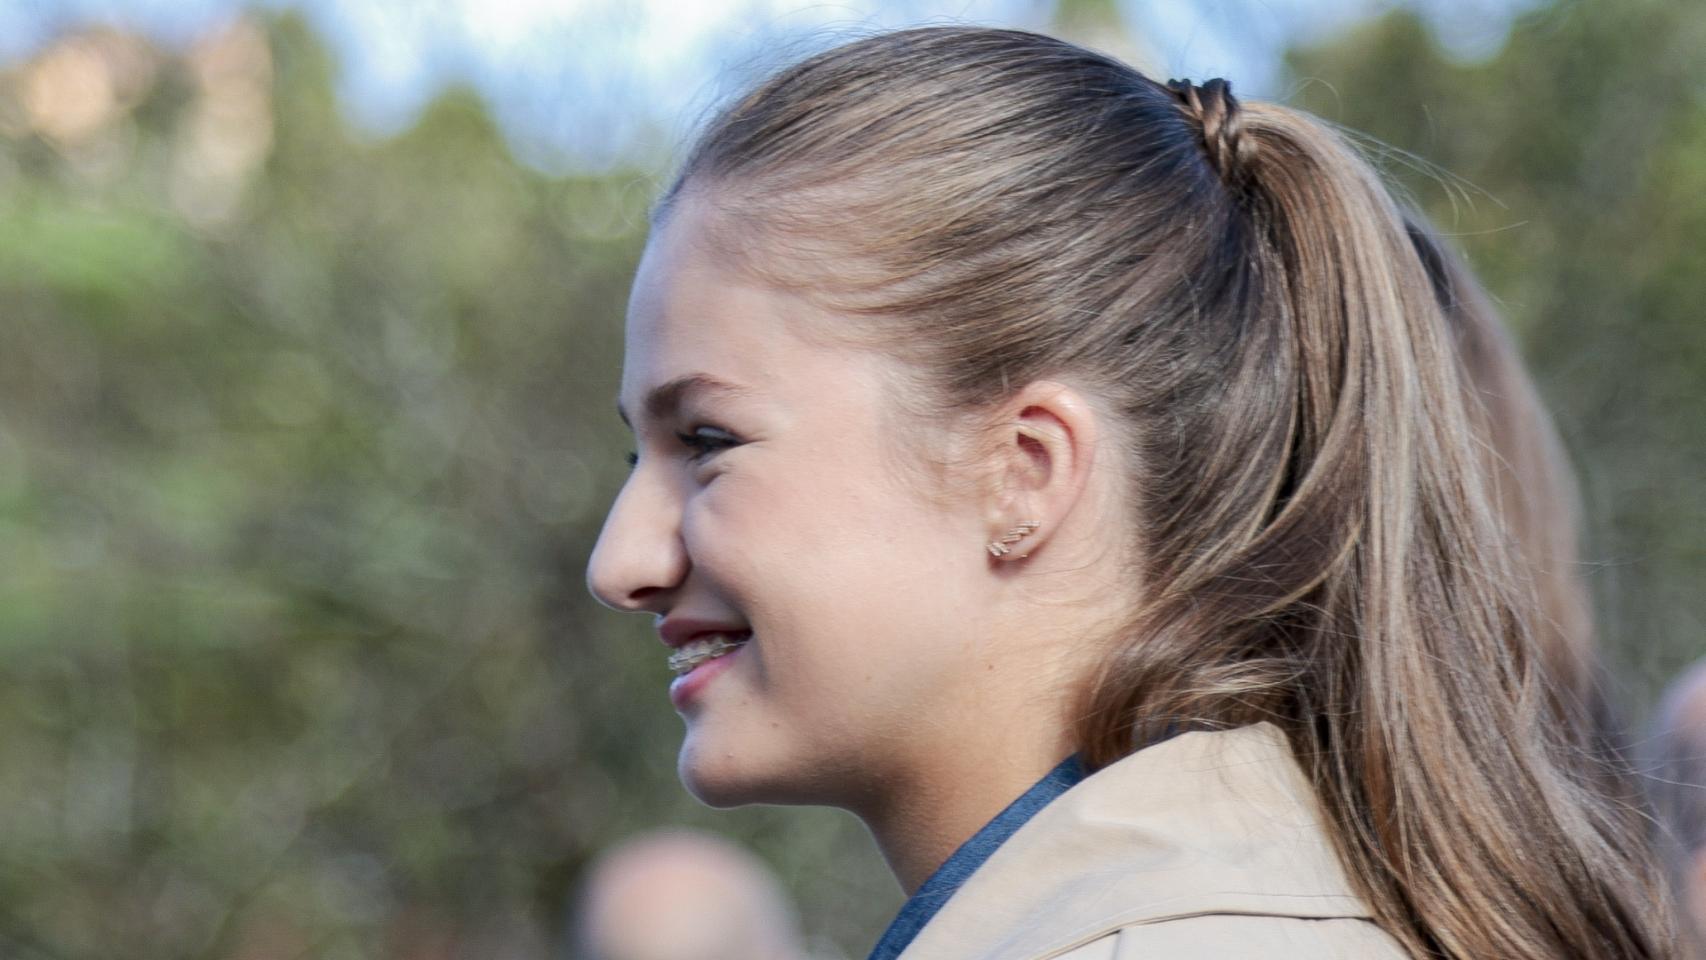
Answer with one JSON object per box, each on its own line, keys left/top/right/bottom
{"left": 676, "top": 426, "right": 739, "bottom": 461}
{"left": 624, "top": 450, "right": 639, "bottom": 470}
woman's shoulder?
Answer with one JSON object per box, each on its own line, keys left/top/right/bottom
{"left": 895, "top": 724, "right": 1394, "bottom": 960}
{"left": 1056, "top": 913, "right": 1407, "bottom": 960}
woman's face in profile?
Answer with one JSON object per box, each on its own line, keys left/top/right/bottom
{"left": 587, "top": 193, "right": 1000, "bottom": 809}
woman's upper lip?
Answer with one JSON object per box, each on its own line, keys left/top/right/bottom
{"left": 656, "top": 617, "right": 752, "bottom": 649}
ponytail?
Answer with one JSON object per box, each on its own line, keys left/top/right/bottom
{"left": 1078, "top": 82, "right": 1677, "bottom": 958}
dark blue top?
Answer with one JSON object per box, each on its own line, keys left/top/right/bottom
{"left": 864, "top": 754, "right": 1088, "bottom": 960}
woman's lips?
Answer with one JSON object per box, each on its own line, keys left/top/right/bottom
{"left": 668, "top": 639, "right": 749, "bottom": 711}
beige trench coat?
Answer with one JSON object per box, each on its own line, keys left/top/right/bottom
{"left": 894, "top": 723, "right": 1409, "bottom": 960}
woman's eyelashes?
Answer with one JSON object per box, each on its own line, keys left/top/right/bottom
{"left": 624, "top": 424, "right": 741, "bottom": 469}
{"left": 677, "top": 425, "right": 740, "bottom": 462}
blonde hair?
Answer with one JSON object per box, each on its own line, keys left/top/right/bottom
{"left": 663, "top": 27, "right": 1679, "bottom": 958}
{"left": 1405, "top": 214, "right": 1599, "bottom": 712}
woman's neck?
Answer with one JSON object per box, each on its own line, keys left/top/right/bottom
{"left": 861, "top": 729, "right": 1078, "bottom": 895}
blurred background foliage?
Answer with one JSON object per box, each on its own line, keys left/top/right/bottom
{"left": 0, "top": 1, "right": 1700, "bottom": 957}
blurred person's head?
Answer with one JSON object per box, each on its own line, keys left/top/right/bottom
{"left": 573, "top": 830, "right": 806, "bottom": 960}
{"left": 588, "top": 26, "right": 1679, "bottom": 957}
{"left": 1651, "top": 659, "right": 1706, "bottom": 942}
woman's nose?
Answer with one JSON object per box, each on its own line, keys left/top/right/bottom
{"left": 585, "top": 475, "right": 689, "bottom": 614}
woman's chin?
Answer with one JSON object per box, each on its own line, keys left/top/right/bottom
{"left": 677, "top": 741, "right": 766, "bottom": 808}
{"left": 676, "top": 734, "right": 817, "bottom": 808}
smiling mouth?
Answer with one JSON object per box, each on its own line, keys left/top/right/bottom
{"left": 667, "top": 632, "right": 751, "bottom": 676}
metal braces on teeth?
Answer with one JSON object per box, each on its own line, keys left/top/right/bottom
{"left": 668, "top": 635, "right": 747, "bottom": 675}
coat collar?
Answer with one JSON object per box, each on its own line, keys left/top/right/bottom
{"left": 895, "top": 723, "right": 1374, "bottom": 960}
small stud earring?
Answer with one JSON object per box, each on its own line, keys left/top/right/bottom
{"left": 986, "top": 519, "right": 1041, "bottom": 559}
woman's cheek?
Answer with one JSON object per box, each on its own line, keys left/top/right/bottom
{"left": 681, "top": 487, "right": 762, "bottom": 578}
{"left": 680, "top": 475, "right": 734, "bottom": 535}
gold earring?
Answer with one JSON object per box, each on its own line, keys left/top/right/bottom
{"left": 986, "top": 519, "right": 1040, "bottom": 559}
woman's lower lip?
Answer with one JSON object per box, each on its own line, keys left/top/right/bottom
{"left": 668, "top": 641, "right": 748, "bottom": 710}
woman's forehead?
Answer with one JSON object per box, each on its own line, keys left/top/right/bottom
{"left": 624, "top": 208, "right": 871, "bottom": 390}
{"left": 624, "top": 242, "right": 797, "bottom": 384}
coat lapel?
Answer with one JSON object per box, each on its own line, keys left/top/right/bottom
{"left": 894, "top": 723, "right": 1374, "bottom": 960}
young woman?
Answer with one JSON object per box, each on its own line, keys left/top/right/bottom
{"left": 587, "top": 27, "right": 1680, "bottom": 959}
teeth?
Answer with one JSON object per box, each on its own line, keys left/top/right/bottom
{"left": 668, "top": 633, "right": 750, "bottom": 676}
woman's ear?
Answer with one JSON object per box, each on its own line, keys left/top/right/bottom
{"left": 983, "top": 380, "right": 1102, "bottom": 563}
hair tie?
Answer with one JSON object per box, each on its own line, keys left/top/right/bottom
{"left": 1165, "top": 77, "right": 1254, "bottom": 187}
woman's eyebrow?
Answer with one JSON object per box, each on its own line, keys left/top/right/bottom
{"left": 617, "top": 373, "right": 754, "bottom": 429}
